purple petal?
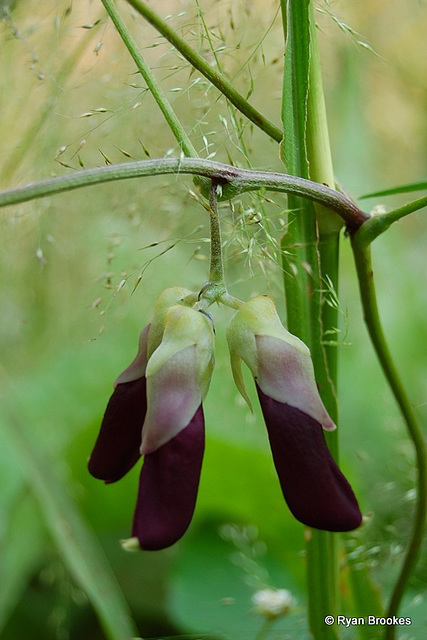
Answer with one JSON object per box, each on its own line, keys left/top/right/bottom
{"left": 257, "top": 386, "right": 362, "bottom": 532}
{"left": 88, "top": 377, "right": 146, "bottom": 483}
{"left": 132, "top": 405, "right": 205, "bottom": 550}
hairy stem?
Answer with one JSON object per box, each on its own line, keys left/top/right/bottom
{"left": 208, "top": 181, "right": 224, "bottom": 285}
{"left": 351, "top": 234, "right": 427, "bottom": 639}
{"left": 0, "top": 157, "right": 368, "bottom": 229}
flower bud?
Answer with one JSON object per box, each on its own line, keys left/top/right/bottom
{"left": 88, "top": 286, "right": 216, "bottom": 550}
{"left": 133, "top": 299, "right": 214, "bottom": 550}
{"left": 88, "top": 287, "right": 197, "bottom": 484}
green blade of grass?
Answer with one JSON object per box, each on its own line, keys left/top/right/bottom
{"left": 2, "top": 412, "right": 141, "bottom": 640}
{"left": 360, "top": 181, "right": 427, "bottom": 199}
{"left": 0, "top": 493, "right": 48, "bottom": 633}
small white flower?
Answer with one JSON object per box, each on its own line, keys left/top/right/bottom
{"left": 252, "top": 588, "right": 295, "bottom": 618}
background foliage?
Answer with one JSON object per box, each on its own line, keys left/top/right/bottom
{"left": 0, "top": 1, "right": 426, "bottom": 638}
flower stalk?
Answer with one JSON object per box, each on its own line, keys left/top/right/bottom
{"left": 208, "top": 181, "right": 224, "bottom": 286}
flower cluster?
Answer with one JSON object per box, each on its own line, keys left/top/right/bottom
{"left": 88, "top": 288, "right": 362, "bottom": 550}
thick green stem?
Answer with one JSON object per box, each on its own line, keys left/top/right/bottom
{"left": 351, "top": 233, "right": 427, "bottom": 640}
{"left": 100, "top": 0, "right": 197, "bottom": 157}
{"left": 280, "top": 0, "right": 315, "bottom": 345}
{"left": 280, "top": 1, "right": 346, "bottom": 637}
{"left": 124, "top": 0, "right": 283, "bottom": 143}
{"left": 305, "top": 11, "right": 341, "bottom": 627}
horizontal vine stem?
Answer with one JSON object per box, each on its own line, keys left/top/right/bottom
{"left": 0, "top": 157, "right": 368, "bottom": 230}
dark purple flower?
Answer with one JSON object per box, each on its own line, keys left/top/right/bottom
{"left": 88, "top": 324, "right": 150, "bottom": 483}
{"left": 132, "top": 405, "right": 205, "bottom": 550}
{"left": 88, "top": 376, "right": 147, "bottom": 483}
{"left": 227, "top": 295, "right": 362, "bottom": 532}
{"left": 88, "top": 288, "right": 215, "bottom": 550}
{"left": 257, "top": 387, "right": 362, "bottom": 531}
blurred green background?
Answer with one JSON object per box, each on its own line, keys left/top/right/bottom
{"left": 0, "top": 1, "right": 426, "bottom": 638}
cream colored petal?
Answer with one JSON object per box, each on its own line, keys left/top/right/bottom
{"left": 141, "top": 345, "right": 202, "bottom": 454}
{"left": 147, "top": 286, "right": 196, "bottom": 358}
{"left": 114, "top": 323, "right": 150, "bottom": 386}
{"left": 256, "top": 335, "right": 335, "bottom": 431}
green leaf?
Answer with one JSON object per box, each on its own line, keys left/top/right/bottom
{"left": 169, "top": 524, "right": 306, "bottom": 640}
{"left": 359, "top": 181, "right": 427, "bottom": 199}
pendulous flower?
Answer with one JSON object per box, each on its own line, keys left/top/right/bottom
{"left": 227, "top": 295, "right": 362, "bottom": 532}
{"left": 88, "top": 323, "right": 149, "bottom": 484}
{"left": 88, "top": 286, "right": 193, "bottom": 484}
{"left": 133, "top": 302, "right": 215, "bottom": 550}
{"left": 88, "top": 287, "right": 215, "bottom": 550}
